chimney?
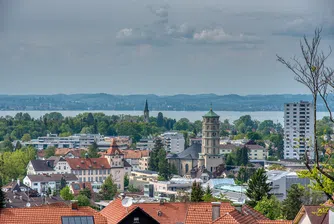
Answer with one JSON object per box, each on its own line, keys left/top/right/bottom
{"left": 211, "top": 202, "right": 221, "bottom": 221}
{"left": 71, "top": 200, "right": 79, "bottom": 210}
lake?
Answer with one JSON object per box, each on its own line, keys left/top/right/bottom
{"left": 0, "top": 111, "right": 330, "bottom": 124}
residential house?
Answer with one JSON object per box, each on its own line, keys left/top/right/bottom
{"left": 122, "top": 149, "right": 150, "bottom": 170}
{"left": 136, "top": 138, "right": 155, "bottom": 150}
{"left": 129, "top": 170, "right": 159, "bottom": 191}
{"left": 66, "top": 157, "right": 112, "bottom": 184}
{"left": 100, "top": 198, "right": 292, "bottom": 224}
{"left": 0, "top": 201, "right": 108, "bottom": 224}
{"left": 219, "top": 143, "right": 238, "bottom": 155}
{"left": 23, "top": 173, "right": 78, "bottom": 194}
{"left": 1, "top": 180, "right": 65, "bottom": 208}
{"left": 55, "top": 148, "right": 87, "bottom": 158}
{"left": 161, "top": 132, "right": 185, "bottom": 153}
{"left": 246, "top": 144, "right": 268, "bottom": 160}
{"left": 139, "top": 156, "right": 149, "bottom": 170}
{"left": 26, "top": 157, "right": 72, "bottom": 175}
{"left": 293, "top": 205, "right": 332, "bottom": 224}
{"left": 70, "top": 182, "right": 94, "bottom": 196}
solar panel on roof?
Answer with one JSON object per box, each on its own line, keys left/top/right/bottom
{"left": 61, "top": 216, "right": 94, "bottom": 224}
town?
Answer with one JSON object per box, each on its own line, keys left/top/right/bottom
{"left": 1, "top": 98, "right": 333, "bottom": 224}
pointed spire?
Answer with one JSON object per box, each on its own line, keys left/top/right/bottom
{"left": 106, "top": 138, "right": 123, "bottom": 155}
{"left": 144, "top": 99, "right": 149, "bottom": 112}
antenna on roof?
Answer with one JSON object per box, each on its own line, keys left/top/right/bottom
{"left": 121, "top": 197, "right": 133, "bottom": 213}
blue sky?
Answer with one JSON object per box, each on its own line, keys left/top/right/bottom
{"left": 0, "top": 0, "right": 333, "bottom": 95}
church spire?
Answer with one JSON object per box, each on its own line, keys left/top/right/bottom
{"left": 144, "top": 99, "right": 149, "bottom": 112}
{"left": 144, "top": 100, "right": 149, "bottom": 123}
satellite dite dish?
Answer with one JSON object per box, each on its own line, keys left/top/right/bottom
{"left": 121, "top": 197, "right": 133, "bottom": 208}
{"left": 26, "top": 202, "right": 31, "bottom": 207}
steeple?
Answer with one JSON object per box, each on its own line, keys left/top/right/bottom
{"left": 144, "top": 100, "right": 149, "bottom": 112}
{"left": 106, "top": 138, "right": 123, "bottom": 155}
{"left": 144, "top": 100, "right": 149, "bottom": 123}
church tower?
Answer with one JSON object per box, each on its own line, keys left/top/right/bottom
{"left": 198, "top": 106, "right": 224, "bottom": 172}
{"left": 144, "top": 100, "right": 149, "bottom": 123}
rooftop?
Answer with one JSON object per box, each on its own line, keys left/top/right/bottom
{"left": 66, "top": 158, "right": 111, "bottom": 170}
{"left": 203, "top": 108, "right": 220, "bottom": 118}
{"left": 26, "top": 174, "right": 78, "bottom": 182}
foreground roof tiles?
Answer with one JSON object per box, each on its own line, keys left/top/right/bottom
{"left": 185, "top": 202, "right": 235, "bottom": 224}
{"left": 100, "top": 198, "right": 189, "bottom": 224}
{"left": 0, "top": 205, "right": 107, "bottom": 224}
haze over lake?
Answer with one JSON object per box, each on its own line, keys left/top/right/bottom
{"left": 0, "top": 111, "right": 330, "bottom": 124}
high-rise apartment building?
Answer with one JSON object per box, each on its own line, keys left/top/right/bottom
{"left": 284, "top": 101, "right": 314, "bottom": 160}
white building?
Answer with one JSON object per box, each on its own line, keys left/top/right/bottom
{"left": 26, "top": 157, "right": 72, "bottom": 175}
{"left": 24, "top": 133, "right": 104, "bottom": 150}
{"left": 23, "top": 174, "right": 78, "bottom": 194}
{"left": 136, "top": 139, "right": 155, "bottom": 150}
{"left": 284, "top": 101, "right": 315, "bottom": 160}
{"left": 266, "top": 170, "right": 310, "bottom": 201}
{"left": 161, "top": 132, "right": 185, "bottom": 154}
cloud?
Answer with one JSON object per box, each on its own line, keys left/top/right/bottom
{"left": 116, "top": 28, "right": 168, "bottom": 46}
{"left": 273, "top": 16, "right": 334, "bottom": 37}
{"left": 192, "top": 28, "right": 262, "bottom": 44}
{"left": 165, "top": 23, "right": 195, "bottom": 39}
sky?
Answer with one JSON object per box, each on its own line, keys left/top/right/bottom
{"left": 0, "top": 0, "right": 333, "bottom": 95}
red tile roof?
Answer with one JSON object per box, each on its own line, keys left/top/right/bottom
{"left": 185, "top": 202, "right": 235, "bottom": 224}
{"left": 293, "top": 205, "right": 329, "bottom": 224}
{"left": 100, "top": 198, "right": 189, "bottom": 224}
{"left": 257, "top": 221, "right": 293, "bottom": 224}
{"left": 66, "top": 158, "right": 111, "bottom": 170}
{"left": 242, "top": 204, "right": 269, "bottom": 220}
{"left": 70, "top": 182, "right": 94, "bottom": 196}
{"left": 106, "top": 138, "right": 123, "bottom": 155}
{"left": 0, "top": 204, "right": 107, "bottom": 224}
{"left": 212, "top": 209, "right": 257, "bottom": 224}
{"left": 121, "top": 150, "right": 150, "bottom": 159}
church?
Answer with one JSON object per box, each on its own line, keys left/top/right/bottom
{"left": 167, "top": 107, "right": 224, "bottom": 177}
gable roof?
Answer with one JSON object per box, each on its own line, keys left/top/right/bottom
{"left": 293, "top": 205, "right": 329, "bottom": 224}
{"left": 212, "top": 209, "right": 257, "bottom": 224}
{"left": 245, "top": 144, "right": 265, "bottom": 150}
{"left": 241, "top": 204, "right": 269, "bottom": 220}
{"left": 220, "top": 144, "right": 238, "bottom": 150}
{"left": 30, "top": 160, "right": 55, "bottom": 171}
{"left": 105, "top": 138, "right": 123, "bottom": 155}
{"left": 0, "top": 204, "right": 107, "bottom": 224}
{"left": 167, "top": 143, "right": 201, "bottom": 160}
{"left": 26, "top": 173, "right": 78, "bottom": 182}
{"left": 118, "top": 207, "right": 159, "bottom": 224}
{"left": 66, "top": 158, "right": 111, "bottom": 170}
{"left": 185, "top": 202, "right": 235, "bottom": 224}
{"left": 100, "top": 198, "right": 189, "bottom": 224}
{"left": 121, "top": 150, "right": 150, "bottom": 159}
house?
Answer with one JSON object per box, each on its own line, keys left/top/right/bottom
{"left": 121, "top": 149, "right": 150, "bottom": 170}
{"left": 1, "top": 180, "right": 65, "bottom": 208}
{"left": 23, "top": 173, "right": 78, "bottom": 194}
{"left": 245, "top": 144, "right": 268, "bottom": 160}
{"left": 129, "top": 170, "right": 159, "bottom": 190}
{"left": 27, "top": 157, "right": 72, "bottom": 175}
{"left": 55, "top": 148, "right": 87, "bottom": 158}
{"left": 117, "top": 207, "right": 159, "bottom": 224}
{"left": 100, "top": 198, "right": 292, "bottom": 224}
{"left": 66, "top": 157, "right": 112, "bottom": 184}
{"left": 0, "top": 201, "right": 108, "bottom": 224}
{"left": 219, "top": 143, "right": 238, "bottom": 155}
{"left": 139, "top": 156, "right": 149, "bottom": 170}
{"left": 70, "top": 182, "right": 94, "bottom": 196}
{"left": 293, "top": 205, "right": 332, "bottom": 224}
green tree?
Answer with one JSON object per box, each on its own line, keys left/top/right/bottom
{"left": 100, "top": 176, "right": 117, "bottom": 200}
{"left": 237, "top": 167, "right": 254, "bottom": 183}
{"left": 268, "top": 164, "right": 286, "bottom": 171}
{"left": 21, "top": 133, "right": 31, "bottom": 142}
{"left": 124, "top": 173, "right": 129, "bottom": 188}
{"left": 236, "top": 146, "right": 248, "bottom": 166}
{"left": 128, "top": 184, "right": 140, "bottom": 193}
{"left": 0, "top": 177, "right": 6, "bottom": 210}
{"left": 87, "top": 142, "right": 100, "bottom": 158}
{"left": 149, "top": 138, "right": 164, "bottom": 171}
{"left": 157, "top": 112, "right": 164, "bottom": 127}
{"left": 254, "top": 196, "right": 282, "bottom": 220}
{"left": 282, "top": 184, "right": 305, "bottom": 220}
{"left": 79, "top": 187, "right": 92, "bottom": 199}
{"left": 15, "top": 141, "right": 22, "bottom": 150}
{"left": 202, "top": 185, "right": 214, "bottom": 202}
{"left": 246, "top": 132, "right": 262, "bottom": 141}
{"left": 60, "top": 186, "right": 74, "bottom": 200}
{"left": 44, "top": 146, "right": 56, "bottom": 158}
{"left": 246, "top": 168, "right": 272, "bottom": 207}
{"left": 75, "top": 195, "right": 90, "bottom": 206}
{"left": 191, "top": 181, "right": 204, "bottom": 202}
{"left": 158, "top": 149, "right": 172, "bottom": 181}
{"left": 60, "top": 177, "right": 67, "bottom": 190}
{"left": 225, "top": 154, "right": 235, "bottom": 170}
{"left": 170, "top": 163, "right": 178, "bottom": 175}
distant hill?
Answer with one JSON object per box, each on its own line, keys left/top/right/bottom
{"left": 0, "top": 93, "right": 330, "bottom": 111}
